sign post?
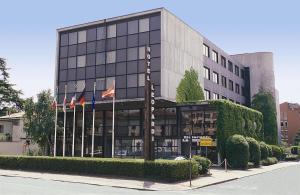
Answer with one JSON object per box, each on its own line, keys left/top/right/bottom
{"left": 144, "top": 46, "right": 155, "bottom": 161}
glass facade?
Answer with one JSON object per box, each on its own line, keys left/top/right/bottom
{"left": 57, "top": 14, "right": 161, "bottom": 103}
{"left": 56, "top": 104, "right": 218, "bottom": 162}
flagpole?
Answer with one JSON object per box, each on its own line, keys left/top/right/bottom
{"left": 63, "top": 85, "right": 67, "bottom": 157}
{"left": 112, "top": 80, "right": 115, "bottom": 158}
{"left": 81, "top": 104, "right": 85, "bottom": 157}
{"left": 72, "top": 92, "right": 76, "bottom": 157}
{"left": 54, "top": 87, "right": 58, "bottom": 157}
{"left": 91, "top": 82, "right": 96, "bottom": 157}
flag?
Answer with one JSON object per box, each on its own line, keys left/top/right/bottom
{"left": 78, "top": 89, "right": 86, "bottom": 106}
{"left": 51, "top": 97, "right": 57, "bottom": 110}
{"left": 63, "top": 95, "right": 67, "bottom": 112}
{"left": 92, "top": 93, "right": 96, "bottom": 110}
{"left": 102, "top": 85, "right": 115, "bottom": 98}
{"left": 70, "top": 95, "right": 76, "bottom": 109}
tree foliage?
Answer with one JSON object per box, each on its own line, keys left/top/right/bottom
{"left": 0, "top": 58, "right": 23, "bottom": 116}
{"left": 252, "top": 90, "right": 278, "bottom": 145}
{"left": 176, "top": 67, "right": 204, "bottom": 103}
{"left": 23, "top": 90, "right": 57, "bottom": 155}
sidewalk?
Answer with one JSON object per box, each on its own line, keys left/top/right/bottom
{"left": 0, "top": 161, "right": 298, "bottom": 191}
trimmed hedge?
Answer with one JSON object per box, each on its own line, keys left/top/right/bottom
{"left": 270, "top": 145, "right": 283, "bottom": 161}
{"left": 192, "top": 155, "right": 211, "bottom": 174}
{"left": 260, "top": 142, "right": 269, "bottom": 159}
{"left": 226, "top": 134, "right": 249, "bottom": 169}
{"left": 209, "top": 100, "right": 263, "bottom": 159}
{"left": 246, "top": 137, "right": 261, "bottom": 166}
{"left": 266, "top": 145, "right": 273, "bottom": 157}
{"left": 291, "top": 146, "right": 300, "bottom": 155}
{"left": 0, "top": 156, "right": 198, "bottom": 182}
{"left": 261, "top": 157, "right": 278, "bottom": 166}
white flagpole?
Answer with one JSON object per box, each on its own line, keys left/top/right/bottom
{"left": 91, "top": 82, "right": 96, "bottom": 157}
{"left": 54, "top": 87, "right": 58, "bottom": 157}
{"left": 72, "top": 92, "right": 76, "bottom": 157}
{"left": 63, "top": 85, "right": 67, "bottom": 157}
{"left": 81, "top": 104, "right": 85, "bottom": 157}
{"left": 112, "top": 80, "right": 115, "bottom": 158}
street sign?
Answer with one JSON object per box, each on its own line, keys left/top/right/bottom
{"left": 199, "top": 137, "right": 215, "bottom": 147}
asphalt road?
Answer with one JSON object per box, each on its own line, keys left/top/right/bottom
{"left": 0, "top": 164, "right": 299, "bottom": 195}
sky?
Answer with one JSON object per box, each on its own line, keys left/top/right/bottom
{"left": 0, "top": 0, "right": 299, "bottom": 104}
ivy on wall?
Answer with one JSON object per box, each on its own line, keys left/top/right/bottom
{"left": 208, "top": 100, "right": 263, "bottom": 159}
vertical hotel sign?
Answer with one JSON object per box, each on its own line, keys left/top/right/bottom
{"left": 144, "top": 46, "right": 155, "bottom": 160}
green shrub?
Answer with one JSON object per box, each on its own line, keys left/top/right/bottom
{"left": 225, "top": 134, "right": 249, "bottom": 169}
{"left": 246, "top": 137, "right": 261, "bottom": 166}
{"left": 279, "top": 147, "right": 286, "bottom": 160}
{"left": 270, "top": 145, "right": 283, "bottom": 160}
{"left": 0, "top": 156, "right": 198, "bottom": 182}
{"left": 261, "top": 157, "right": 278, "bottom": 166}
{"left": 192, "top": 155, "right": 212, "bottom": 174}
{"left": 285, "top": 154, "right": 298, "bottom": 161}
{"left": 291, "top": 146, "right": 300, "bottom": 155}
{"left": 266, "top": 145, "right": 273, "bottom": 157}
{"left": 260, "top": 142, "right": 269, "bottom": 160}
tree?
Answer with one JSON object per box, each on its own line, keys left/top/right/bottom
{"left": 0, "top": 58, "right": 23, "bottom": 116}
{"left": 293, "top": 129, "right": 300, "bottom": 145}
{"left": 176, "top": 67, "right": 204, "bottom": 102}
{"left": 23, "top": 90, "right": 57, "bottom": 155}
{"left": 252, "top": 90, "right": 278, "bottom": 145}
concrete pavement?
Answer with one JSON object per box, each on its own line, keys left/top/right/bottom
{"left": 0, "top": 161, "right": 298, "bottom": 191}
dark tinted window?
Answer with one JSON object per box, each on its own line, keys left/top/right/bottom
{"left": 86, "top": 54, "right": 95, "bottom": 66}
{"left": 150, "top": 58, "right": 160, "bottom": 71}
{"left": 86, "top": 66, "right": 95, "bottom": 79}
{"left": 116, "top": 62, "right": 126, "bottom": 75}
{"left": 96, "top": 40, "right": 106, "bottom": 52}
{"left": 96, "top": 65, "right": 105, "bottom": 77}
{"left": 87, "top": 42, "right": 96, "bottom": 54}
{"left": 128, "top": 34, "right": 138, "bottom": 47}
{"left": 150, "top": 30, "right": 160, "bottom": 44}
{"left": 127, "top": 61, "right": 138, "bottom": 74}
{"left": 106, "top": 38, "right": 116, "bottom": 51}
{"left": 60, "top": 34, "right": 68, "bottom": 46}
{"left": 116, "top": 49, "right": 126, "bottom": 62}
{"left": 117, "top": 22, "right": 127, "bottom": 36}
{"left": 60, "top": 46, "right": 68, "bottom": 58}
{"left": 77, "top": 68, "right": 85, "bottom": 80}
{"left": 106, "top": 63, "right": 115, "bottom": 76}
{"left": 150, "top": 15, "right": 161, "bottom": 30}
{"left": 116, "top": 75, "right": 126, "bottom": 88}
{"left": 127, "top": 88, "right": 137, "bottom": 98}
{"left": 87, "top": 28, "right": 97, "bottom": 42}
{"left": 139, "top": 32, "right": 149, "bottom": 46}
{"left": 117, "top": 36, "right": 127, "bottom": 49}
{"left": 77, "top": 43, "right": 86, "bottom": 55}
{"left": 68, "top": 69, "right": 76, "bottom": 80}
{"left": 60, "top": 58, "right": 68, "bottom": 70}
{"left": 59, "top": 70, "right": 67, "bottom": 81}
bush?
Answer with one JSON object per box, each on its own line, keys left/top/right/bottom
{"left": 270, "top": 145, "right": 283, "bottom": 160}
{"left": 291, "top": 146, "right": 300, "bottom": 155}
{"left": 266, "top": 145, "right": 273, "bottom": 157}
{"left": 279, "top": 147, "right": 286, "bottom": 160}
{"left": 285, "top": 154, "right": 298, "bottom": 161}
{"left": 246, "top": 137, "right": 261, "bottom": 166}
{"left": 192, "top": 155, "right": 211, "bottom": 174}
{"left": 225, "top": 134, "right": 249, "bottom": 169}
{"left": 0, "top": 156, "right": 198, "bottom": 182}
{"left": 261, "top": 157, "right": 278, "bottom": 166}
{"left": 260, "top": 142, "right": 269, "bottom": 160}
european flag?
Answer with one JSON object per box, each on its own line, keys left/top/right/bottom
{"left": 92, "top": 93, "right": 96, "bottom": 110}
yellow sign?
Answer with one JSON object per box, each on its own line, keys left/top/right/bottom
{"left": 199, "top": 137, "right": 215, "bottom": 147}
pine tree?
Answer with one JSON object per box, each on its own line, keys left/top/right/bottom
{"left": 176, "top": 67, "right": 204, "bottom": 102}
{"left": 0, "top": 58, "right": 23, "bottom": 116}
